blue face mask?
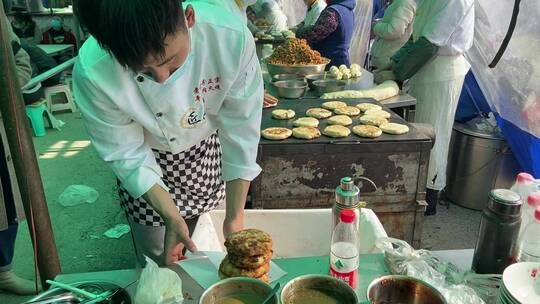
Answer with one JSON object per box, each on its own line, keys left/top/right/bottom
{"left": 163, "top": 28, "right": 193, "bottom": 86}
{"left": 51, "top": 19, "right": 62, "bottom": 31}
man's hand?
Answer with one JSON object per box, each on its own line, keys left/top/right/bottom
{"left": 263, "top": 92, "right": 278, "bottom": 108}
{"left": 223, "top": 217, "right": 244, "bottom": 239}
{"left": 162, "top": 217, "right": 197, "bottom": 265}
{"left": 374, "top": 69, "right": 396, "bottom": 84}
{"left": 143, "top": 184, "right": 198, "bottom": 265}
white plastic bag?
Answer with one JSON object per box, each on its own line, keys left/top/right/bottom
{"left": 58, "top": 185, "right": 99, "bottom": 207}
{"left": 376, "top": 238, "right": 493, "bottom": 304}
{"left": 134, "top": 257, "right": 184, "bottom": 304}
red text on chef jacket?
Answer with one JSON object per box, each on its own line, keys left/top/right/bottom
{"left": 193, "top": 77, "right": 221, "bottom": 103}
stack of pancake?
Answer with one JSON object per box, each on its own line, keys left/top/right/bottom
{"left": 219, "top": 229, "right": 273, "bottom": 283}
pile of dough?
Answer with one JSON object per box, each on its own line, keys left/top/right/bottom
{"left": 380, "top": 122, "right": 410, "bottom": 135}
{"left": 306, "top": 108, "right": 333, "bottom": 119}
{"left": 261, "top": 127, "right": 292, "bottom": 140}
{"left": 293, "top": 117, "right": 319, "bottom": 128}
{"left": 321, "top": 80, "right": 399, "bottom": 101}
{"left": 364, "top": 109, "right": 391, "bottom": 119}
{"left": 272, "top": 109, "right": 295, "bottom": 120}
{"left": 327, "top": 115, "right": 353, "bottom": 126}
{"left": 356, "top": 103, "right": 382, "bottom": 112}
{"left": 292, "top": 127, "right": 321, "bottom": 139}
{"left": 334, "top": 106, "right": 361, "bottom": 116}
{"left": 359, "top": 115, "right": 388, "bottom": 127}
{"left": 353, "top": 125, "right": 382, "bottom": 138}
{"left": 323, "top": 125, "right": 351, "bottom": 138}
{"left": 321, "top": 101, "right": 348, "bottom": 111}
{"left": 329, "top": 64, "right": 361, "bottom": 79}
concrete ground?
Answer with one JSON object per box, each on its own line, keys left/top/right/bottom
{"left": 1, "top": 112, "right": 482, "bottom": 303}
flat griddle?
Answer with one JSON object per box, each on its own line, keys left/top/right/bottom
{"left": 260, "top": 98, "right": 429, "bottom": 145}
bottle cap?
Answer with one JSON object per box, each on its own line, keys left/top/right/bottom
{"left": 528, "top": 193, "right": 540, "bottom": 207}
{"left": 517, "top": 172, "right": 535, "bottom": 183}
{"left": 340, "top": 209, "right": 356, "bottom": 223}
{"left": 535, "top": 207, "right": 540, "bottom": 221}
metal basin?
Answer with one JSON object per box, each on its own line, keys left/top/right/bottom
{"left": 273, "top": 80, "right": 308, "bottom": 99}
{"left": 25, "top": 281, "right": 131, "bottom": 304}
{"left": 367, "top": 275, "right": 447, "bottom": 304}
{"left": 305, "top": 73, "right": 338, "bottom": 90}
{"left": 312, "top": 79, "right": 347, "bottom": 96}
{"left": 266, "top": 59, "right": 330, "bottom": 77}
{"left": 272, "top": 73, "right": 305, "bottom": 83}
{"left": 281, "top": 274, "right": 358, "bottom": 304}
{"left": 199, "top": 277, "right": 277, "bottom": 304}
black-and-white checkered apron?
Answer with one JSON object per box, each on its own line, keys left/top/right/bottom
{"left": 118, "top": 133, "right": 225, "bottom": 226}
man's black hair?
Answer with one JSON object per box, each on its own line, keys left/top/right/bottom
{"left": 73, "top": 0, "right": 186, "bottom": 70}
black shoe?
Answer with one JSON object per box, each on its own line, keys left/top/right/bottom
{"left": 425, "top": 189, "right": 439, "bottom": 216}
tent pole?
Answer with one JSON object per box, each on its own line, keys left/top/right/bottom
{"left": 0, "top": 6, "right": 61, "bottom": 288}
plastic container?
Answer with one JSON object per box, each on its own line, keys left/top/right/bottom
{"left": 519, "top": 193, "right": 540, "bottom": 237}
{"left": 510, "top": 172, "right": 539, "bottom": 203}
{"left": 330, "top": 209, "right": 359, "bottom": 289}
{"left": 517, "top": 207, "right": 540, "bottom": 262}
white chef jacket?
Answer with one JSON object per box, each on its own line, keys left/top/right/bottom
{"left": 251, "top": 0, "right": 288, "bottom": 31}
{"left": 73, "top": 2, "right": 264, "bottom": 199}
{"left": 413, "top": 0, "right": 475, "bottom": 56}
{"left": 371, "top": 0, "right": 416, "bottom": 68}
{"left": 304, "top": 0, "right": 327, "bottom": 27}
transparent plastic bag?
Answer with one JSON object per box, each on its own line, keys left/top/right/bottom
{"left": 376, "top": 238, "right": 499, "bottom": 304}
{"left": 58, "top": 185, "right": 99, "bottom": 207}
{"left": 134, "top": 257, "right": 184, "bottom": 304}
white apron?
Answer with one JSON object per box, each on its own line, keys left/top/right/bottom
{"left": 409, "top": 0, "right": 472, "bottom": 191}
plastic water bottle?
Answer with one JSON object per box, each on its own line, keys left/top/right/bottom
{"left": 517, "top": 207, "right": 540, "bottom": 262}
{"left": 519, "top": 193, "right": 540, "bottom": 237}
{"left": 510, "top": 172, "right": 539, "bottom": 202}
{"left": 330, "top": 209, "right": 359, "bottom": 289}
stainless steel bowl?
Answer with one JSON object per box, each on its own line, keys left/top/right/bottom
{"left": 281, "top": 275, "right": 358, "bottom": 304}
{"left": 305, "top": 73, "right": 339, "bottom": 90}
{"left": 272, "top": 73, "right": 304, "bottom": 83}
{"left": 200, "top": 277, "right": 277, "bottom": 304}
{"left": 273, "top": 80, "right": 308, "bottom": 99}
{"left": 265, "top": 59, "right": 330, "bottom": 77}
{"left": 367, "top": 275, "right": 447, "bottom": 304}
{"left": 312, "top": 79, "right": 347, "bottom": 96}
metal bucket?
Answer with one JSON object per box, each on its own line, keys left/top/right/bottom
{"left": 445, "top": 118, "right": 520, "bottom": 210}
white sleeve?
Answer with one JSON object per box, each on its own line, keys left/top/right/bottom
{"left": 420, "top": 0, "right": 474, "bottom": 47}
{"left": 218, "top": 28, "right": 264, "bottom": 182}
{"left": 373, "top": 0, "right": 416, "bottom": 40}
{"left": 73, "top": 65, "right": 168, "bottom": 199}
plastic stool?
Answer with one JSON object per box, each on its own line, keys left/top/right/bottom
{"left": 25, "top": 103, "right": 49, "bottom": 137}
{"left": 44, "top": 84, "right": 76, "bottom": 113}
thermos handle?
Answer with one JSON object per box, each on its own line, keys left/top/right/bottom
{"left": 353, "top": 176, "right": 378, "bottom": 192}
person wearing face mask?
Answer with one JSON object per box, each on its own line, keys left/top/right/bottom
{"left": 295, "top": 0, "right": 327, "bottom": 31}
{"left": 72, "top": 0, "right": 264, "bottom": 266}
{"left": 41, "top": 16, "right": 77, "bottom": 51}
{"left": 374, "top": 0, "right": 474, "bottom": 215}
{"left": 11, "top": 12, "right": 41, "bottom": 44}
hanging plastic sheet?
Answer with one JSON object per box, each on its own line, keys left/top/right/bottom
{"left": 349, "top": 0, "right": 373, "bottom": 67}
{"left": 281, "top": 0, "right": 307, "bottom": 27}
{"left": 465, "top": 0, "right": 540, "bottom": 175}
